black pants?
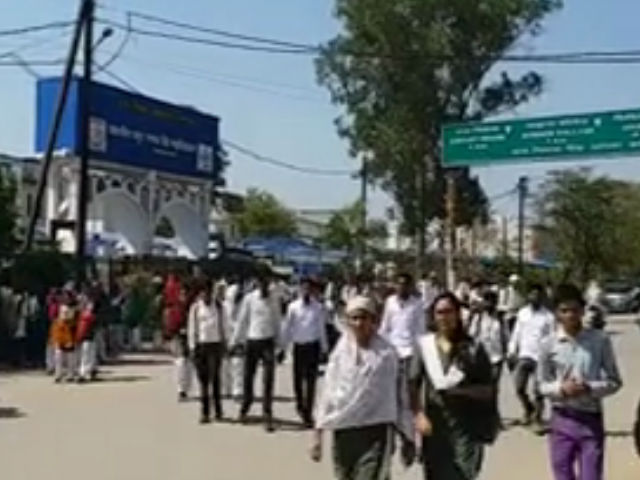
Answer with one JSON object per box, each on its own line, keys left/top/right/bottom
{"left": 293, "top": 341, "right": 321, "bottom": 422}
{"left": 194, "top": 343, "right": 224, "bottom": 419}
{"left": 241, "top": 338, "right": 275, "bottom": 418}
{"left": 514, "top": 358, "right": 544, "bottom": 421}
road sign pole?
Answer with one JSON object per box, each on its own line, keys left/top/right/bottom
{"left": 517, "top": 176, "right": 529, "bottom": 275}
{"left": 445, "top": 171, "right": 456, "bottom": 290}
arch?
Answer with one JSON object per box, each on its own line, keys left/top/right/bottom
{"left": 88, "top": 189, "right": 149, "bottom": 256}
{"left": 156, "top": 200, "right": 207, "bottom": 259}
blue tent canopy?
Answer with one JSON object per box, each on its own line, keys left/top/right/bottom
{"left": 240, "top": 236, "right": 347, "bottom": 275}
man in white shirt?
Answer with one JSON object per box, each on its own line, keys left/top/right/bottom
{"left": 499, "top": 274, "right": 524, "bottom": 332}
{"left": 379, "top": 273, "right": 425, "bottom": 370}
{"left": 188, "top": 280, "right": 227, "bottom": 424}
{"left": 232, "top": 275, "right": 282, "bottom": 432}
{"left": 281, "top": 278, "right": 328, "bottom": 427}
{"left": 508, "top": 283, "right": 555, "bottom": 427}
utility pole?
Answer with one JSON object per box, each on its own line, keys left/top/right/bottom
{"left": 76, "top": 0, "right": 94, "bottom": 284}
{"left": 358, "top": 156, "right": 368, "bottom": 272}
{"left": 23, "top": 0, "right": 88, "bottom": 252}
{"left": 445, "top": 170, "right": 456, "bottom": 290}
{"left": 517, "top": 176, "right": 529, "bottom": 275}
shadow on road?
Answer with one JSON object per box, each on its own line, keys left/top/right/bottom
{"left": 106, "top": 356, "right": 172, "bottom": 367}
{"left": 0, "top": 407, "right": 26, "bottom": 419}
{"left": 606, "top": 430, "right": 633, "bottom": 438}
{"left": 221, "top": 414, "right": 306, "bottom": 431}
{"left": 92, "top": 375, "right": 152, "bottom": 384}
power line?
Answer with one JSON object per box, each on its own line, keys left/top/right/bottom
{"left": 96, "top": 11, "right": 640, "bottom": 64}
{"left": 129, "top": 10, "right": 316, "bottom": 51}
{"left": 0, "top": 59, "right": 64, "bottom": 67}
{"left": 112, "top": 53, "right": 329, "bottom": 104}
{"left": 97, "top": 18, "right": 313, "bottom": 55}
{"left": 0, "top": 21, "right": 75, "bottom": 38}
{"left": 222, "top": 140, "right": 356, "bottom": 176}
{"left": 489, "top": 188, "right": 517, "bottom": 203}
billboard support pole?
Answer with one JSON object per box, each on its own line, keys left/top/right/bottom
{"left": 23, "top": 0, "right": 89, "bottom": 253}
{"left": 76, "top": 0, "right": 94, "bottom": 284}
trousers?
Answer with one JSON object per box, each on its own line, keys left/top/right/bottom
{"left": 54, "top": 347, "right": 77, "bottom": 381}
{"left": 293, "top": 341, "right": 321, "bottom": 422}
{"left": 194, "top": 342, "right": 225, "bottom": 419}
{"left": 513, "top": 358, "right": 544, "bottom": 420}
{"left": 240, "top": 338, "right": 275, "bottom": 418}
{"left": 78, "top": 340, "right": 96, "bottom": 380}
{"left": 549, "top": 408, "right": 604, "bottom": 480}
{"left": 172, "top": 334, "right": 192, "bottom": 395}
{"left": 333, "top": 424, "right": 393, "bottom": 480}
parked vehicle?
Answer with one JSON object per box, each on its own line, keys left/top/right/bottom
{"left": 601, "top": 280, "right": 640, "bottom": 314}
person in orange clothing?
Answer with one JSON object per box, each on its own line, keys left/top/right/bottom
{"left": 52, "top": 291, "right": 78, "bottom": 383}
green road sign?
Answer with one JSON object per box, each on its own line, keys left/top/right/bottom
{"left": 442, "top": 108, "right": 640, "bottom": 167}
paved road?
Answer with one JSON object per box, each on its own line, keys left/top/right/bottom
{"left": 1, "top": 317, "right": 639, "bottom": 480}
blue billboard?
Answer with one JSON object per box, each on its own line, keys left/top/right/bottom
{"left": 36, "top": 77, "right": 221, "bottom": 181}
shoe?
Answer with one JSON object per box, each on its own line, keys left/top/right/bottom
{"left": 200, "top": 415, "right": 211, "bottom": 425}
{"left": 178, "top": 392, "right": 188, "bottom": 402}
{"left": 520, "top": 411, "right": 533, "bottom": 426}
{"left": 264, "top": 420, "right": 275, "bottom": 433}
{"left": 237, "top": 412, "right": 248, "bottom": 424}
{"left": 532, "top": 419, "right": 548, "bottom": 436}
{"left": 215, "top": 412, "right": 224, "bottom": 422}
{"left": 304, "top": 416, "right": 314, "bottom": 430}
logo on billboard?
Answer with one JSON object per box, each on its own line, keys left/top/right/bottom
{"left": 89, "top": 116, "right": 108, "bottom": 153}
{"left": 197, "top": 144, "right": 214, "bottom": 173}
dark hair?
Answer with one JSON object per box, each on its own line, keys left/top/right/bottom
{"left": 552, "top": 283, "right": 585, "bottom": 309}
{"left": 527, "top": 283, "right": 545, "bottom": 294}
{"left": 397, "top": 272, "right": 413, "bottom": 284}
{"left": 483, "top": 290, "right": 498, "bottom": 306}
{"left": 428, "top": 291, "right": 465, "bottom": 336}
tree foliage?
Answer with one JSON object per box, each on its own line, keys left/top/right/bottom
{"left": 317, "top": 0, "right": 561, "bottom": 236}
{"left": 535, "top": 169, "right": 640, "bottom": 284}
{"left": 232, "top": 188, "right": 298, "bottom": 238}
{"left": 0, "top": 169, "right": 17, "bottom": 254}
{"left": 322, "top": 200, "right": 388, "bottom": 251}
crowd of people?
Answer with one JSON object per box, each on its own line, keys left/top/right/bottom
{"left": 156, "top": 269, "right": 636, "bottom": 480}
{"left": 1, "top": 267, "right": 638, "bottom": 480}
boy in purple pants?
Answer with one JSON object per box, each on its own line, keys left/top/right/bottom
{"left": 538, "top": 284, "right": 622, "bottom": 480}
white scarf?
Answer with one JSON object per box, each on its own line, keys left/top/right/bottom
{"left": 316, "top": 334, "right": 413, "bottom": 438}
{"left": 417, "top": 333, "right": 465, "bottom": 390}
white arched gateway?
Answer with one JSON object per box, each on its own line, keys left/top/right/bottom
{"left": 154, "top": 200, "right": 208, "bottom": 259}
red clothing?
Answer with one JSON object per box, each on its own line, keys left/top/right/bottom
{"left": 163, "top": 275, "right": 185, "bottom": 338}
{"left": 76, "top": 309, "right": 96, "bottom": 343}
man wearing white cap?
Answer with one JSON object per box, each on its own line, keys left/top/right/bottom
{"left": 312, "top": 296, "right": 414, "bottom": 479}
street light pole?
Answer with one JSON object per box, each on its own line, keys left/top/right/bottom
{"left": 23, "top": 0, "right": 88, "bottom": 253}
{"left": 76, "top": 0, "right": 94, "bottom": 284}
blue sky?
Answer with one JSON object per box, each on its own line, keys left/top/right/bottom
{"left": 1, "top": 0, "right": 640, "bottom": 222}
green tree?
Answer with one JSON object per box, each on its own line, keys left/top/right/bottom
{"left": 0, "top": 169, "right": 17, "bottom": 254}
{"left": 322, "top": 200, "right": 388, "bottom": 251}
{"left": 233, "top": 188, "right": 298, "bottom": 238}
{"left": 317, "top": 0, "right": 560, "bottom": 264}
{"left": 535, "top": 169, "right": 640, "bottom": 284}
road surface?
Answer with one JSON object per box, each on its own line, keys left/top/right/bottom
{"left": 1, "top": 316, "right": 639, "bottom": 480}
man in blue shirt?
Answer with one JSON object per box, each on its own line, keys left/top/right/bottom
{"left": 538, "top": 284, "right": 622, "bottom": 480}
